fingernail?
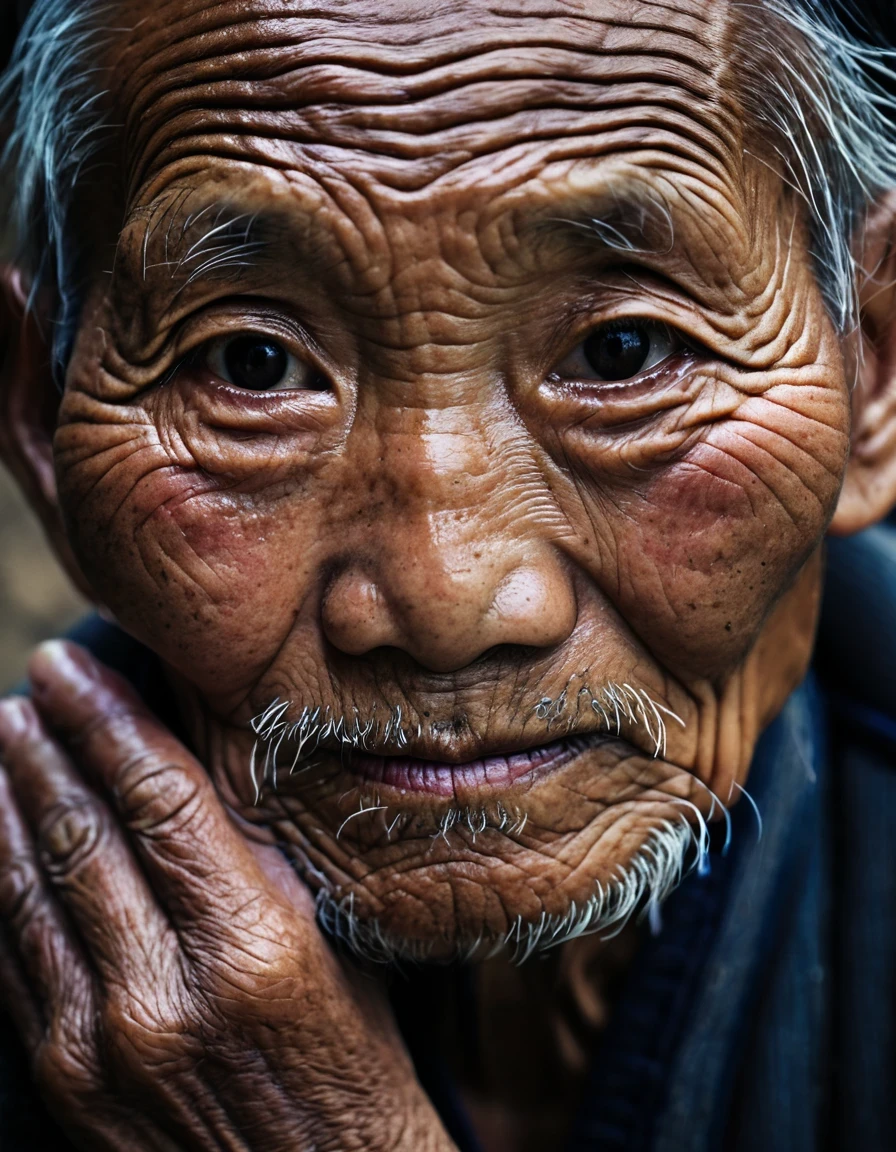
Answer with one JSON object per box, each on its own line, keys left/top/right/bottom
{"left": 42, "top": 808, "right": 93, "bottom": 862}
{"left": 0, "top": 697, "right": 35, "bottom": 750}
{"left": 29, "top": 641, "right": 94, "bottom": 702}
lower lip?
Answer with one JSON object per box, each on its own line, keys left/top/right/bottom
{"left": 347, "top": 740, "right": 581, "bottom": 797}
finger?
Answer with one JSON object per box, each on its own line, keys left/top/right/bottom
{"left": 0, "top": 925, "right": 44, "bottom": 1056}
{"left": 0, "top": 696, "right": 173, "bottom": 988}
{"left": 28, "top": 642, "right": 278, "bottom": 933}
{"left": 0, "top": 755, "right": 84, "bottom": 1051}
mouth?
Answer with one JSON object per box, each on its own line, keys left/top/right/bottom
{"left": 345, "top": 734, "right": 606, "bottom": 797}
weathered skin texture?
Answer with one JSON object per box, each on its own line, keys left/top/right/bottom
{"left": 56, "top": 0, "right": 845, "bottom": 949}
{"left": 1, "top": 0, "right": 890, "bottom": 1148}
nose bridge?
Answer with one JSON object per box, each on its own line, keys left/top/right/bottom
{"left": 320, "top": 390, "right": 577, "bottom": 672}
{"left": 364, "top": 385, "right": 533, "bottom": 579}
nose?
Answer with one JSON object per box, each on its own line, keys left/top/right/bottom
{"left": 321, "top": 543, "right": 577, "bottom": 674}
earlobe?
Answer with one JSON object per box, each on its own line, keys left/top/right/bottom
{"left": 830, "top": 192, "right": 896, "bottom": 536}
{"left": 0, "top": 265, "right": 95, "bottom": 600}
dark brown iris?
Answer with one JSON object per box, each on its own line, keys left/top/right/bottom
{"left": 583, "top": 322, "right": 651, "bottom": 380}
{"left": 224, "top": 336, "right": 288, "bottom": 390}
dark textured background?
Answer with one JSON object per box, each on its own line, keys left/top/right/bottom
{"left": 0, "top": 1, "right": 87, "bottom": 693}
{"left": 0, "top": 469, "right": 86, "bottom": 692}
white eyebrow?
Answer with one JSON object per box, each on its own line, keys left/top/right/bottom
{"left": 544, "top": 188, "right": 676, "bottom": 258}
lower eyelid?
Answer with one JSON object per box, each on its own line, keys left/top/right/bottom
{"left": 550, "top": 349, "right": 693, "bottom": 395}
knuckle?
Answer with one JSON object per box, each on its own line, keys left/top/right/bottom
{"left": 37, "top": 798, "right": 107, "bottom": 878}
{"left": 115, "top": 756, "right": 203, "bottom": 835}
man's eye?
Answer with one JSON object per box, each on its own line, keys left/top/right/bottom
{"left": 555, "top": 320, "right": 681, "bottom": 382}
{"left": 203, "top": 334, "right": 328, "bottom": 392}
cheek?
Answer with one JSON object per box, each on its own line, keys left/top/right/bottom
{"left": 593, "top": 404, "right": 849, "bottom": 675}
{"left": 57, "top": 424, "right": 324, "bottom": 702}
{"left": 627, "top": 454, "right": 792, "bottom": 665}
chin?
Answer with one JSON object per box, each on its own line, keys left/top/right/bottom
{"left": 247, "top": 737, "right": 712, "bottom": 963}
{"left": 313, "top": 818, "right": 696, "bottom": 964}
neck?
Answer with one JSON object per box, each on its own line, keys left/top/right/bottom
{"left": 454, "top": 930, "right": 642, "bottom": 1152}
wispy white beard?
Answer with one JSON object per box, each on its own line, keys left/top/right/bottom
{"left": 315, "top": 817, "right": 698, "bottom": 966}
{"left": 247, "top": 684, "right": 713, "bottom": 963}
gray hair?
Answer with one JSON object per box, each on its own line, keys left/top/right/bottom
{"left": 0, "top": 0, "right": 114, "bottom": 369}
{"left": 742, "top": 1, "right": 896, "bottom": 332}
{"left": 1, "top": 0, "right": 896, "bottom": 368}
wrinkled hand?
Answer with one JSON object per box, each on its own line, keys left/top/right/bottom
{"left": 0, "top": 642, "right": 454, "bottom": 1152}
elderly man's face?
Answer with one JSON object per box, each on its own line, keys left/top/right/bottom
{"left": 29, "top": 0, "right": 855, "bottom": 952}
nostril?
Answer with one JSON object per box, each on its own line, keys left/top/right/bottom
{"left": 319, "top": 552, "right": 576, "bottom": 671}
{"left": 466, "top": 642, "right": 551, "bottom": 668}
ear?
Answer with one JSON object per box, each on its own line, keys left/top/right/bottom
{"left": 0, "top": 265, "right": 95, "bottom": 600}
{"left": 830, "top": 192, "right": 896, "bottom": 536}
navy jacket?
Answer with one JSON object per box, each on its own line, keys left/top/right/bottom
{"left": 1, "top": 526, "right": 894, "bottom": 1151}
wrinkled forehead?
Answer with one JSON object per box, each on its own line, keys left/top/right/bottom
{"left": 108, "top": 0, "right": 745, "bottom": 219}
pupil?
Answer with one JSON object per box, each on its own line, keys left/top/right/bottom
{"left": 584, "top": 323, "right": 650, "bottom": 381}
{"left": 224, "top": 336, "right": 287, "bottom": 390}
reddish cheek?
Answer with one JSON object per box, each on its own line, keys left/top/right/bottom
{"left": 145, "top": 470, "right": 259, "bottom": 555}
{"left": 70, "top": 459, "right": 317, "bottom": 698}
{"left": 149, "top": 484, "right": 269, "bottom": 587}
{"left": 607, "top": 448, "right": 817, "bottom": 675}
{"left": 637, "top": 458, "right": 758, "bottom": 572}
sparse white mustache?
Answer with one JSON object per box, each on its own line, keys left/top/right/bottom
{"left": 247, "top": 681, "right": 685, "bottom": 804}
{"left": 249, "top": 701, "right": 422, "bottom": 803}
{"left": 534, "top": 681, "right": 685, "bottom": 758}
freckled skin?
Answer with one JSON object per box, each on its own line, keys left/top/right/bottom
{"left": 46, "top": 0, "right": 851, "bottom": 959}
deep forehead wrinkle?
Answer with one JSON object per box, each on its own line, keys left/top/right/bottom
{"left": 111, "top": 0, "right": 739, "bottom": 198}
{"left": 116, "top": 0, "right": 719, "bottom": 67}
